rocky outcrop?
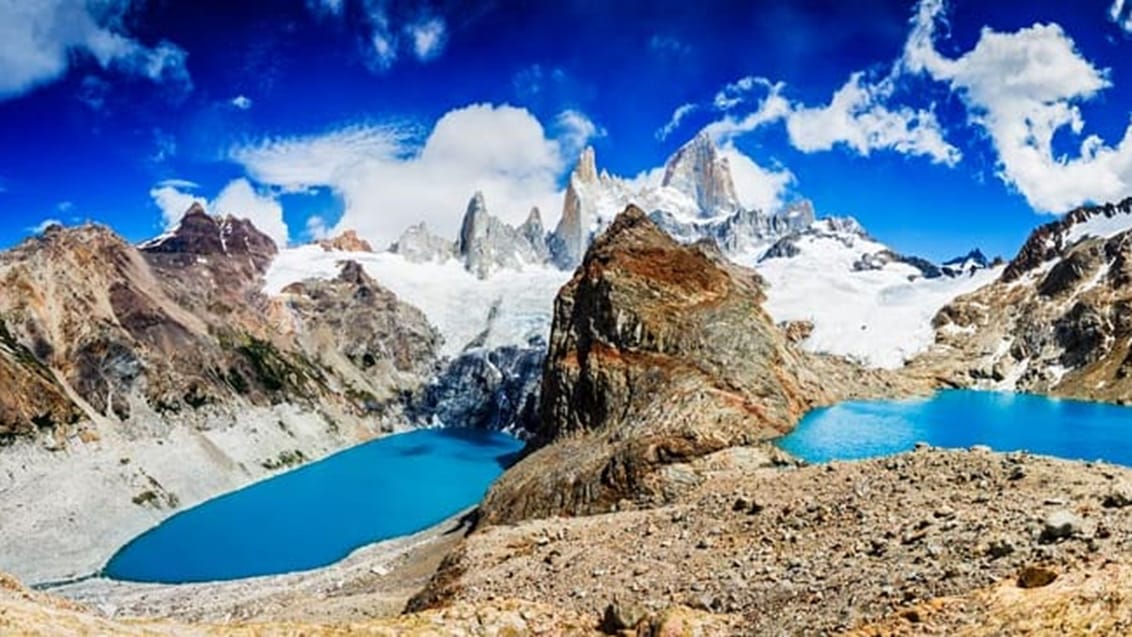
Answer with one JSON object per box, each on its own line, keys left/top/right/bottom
{"left": 408, "top": 341, "right": 544, "bottom": 436}
{"left": 648, "top": 200, "right": 814, "bottom": 257}
{"left": 388, "top": 222, "right": 455, "bottom": 263}
{"left": 279, "top": 260, "right": 441, "bottom": 410}
{"left": 916, "top": 198, "right": 1132, "bottom": 403}
{"left": 456, "top": 192, "right": 551, "bottom": 278}
{"left": 477, "top": 206, "right": 923, "bottom": 525}
{"left": 660, "top": 130, "right": 740, "bottom": 215}
{"left": 316, "top": 230, "right": 373, "bottom": 253}
{"left": 1002, "top": 197, "right": 1132, "bottom": 283}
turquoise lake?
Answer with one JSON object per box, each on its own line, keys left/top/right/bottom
{"left": 104, "top": 428, "right": 523, "bottom": 583}
{"left": 777, "top": 389, "right": 1132, "bottom": 465}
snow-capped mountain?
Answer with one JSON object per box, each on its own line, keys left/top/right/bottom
{"left": 264, "top": 130, "right": 1002, "bottom": 429}
{"left": 750, "top": 218, "right": 1002, "bottom": 368}
{"left": 921, "top": 196, "right": 1132, "bottom": 403}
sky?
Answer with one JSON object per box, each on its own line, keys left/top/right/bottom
{"left": 1, "top": 0, "right": 1131, "bottom": 261}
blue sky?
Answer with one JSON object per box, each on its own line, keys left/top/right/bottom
{"left": 1, "top": 0, "right": 1131, "bottom": 261}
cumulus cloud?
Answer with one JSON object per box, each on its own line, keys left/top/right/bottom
{"left": 785, "top": 72, "right": 960, "bottom": 165}
{"left": 231, "top": 95, "right": 253, "bottom": 110}
{"left": 405, "top": 16, "right": 447, "bottom": 61}
{"left": 656, "top": 103, "right": 698, "bottom": 141}
{"left": 904, "top": 0, "right": 1132, "bottom": 212}
{"left": 719, "top": 143, "right": 795, "bottom": 212}
{"left": 149, "top": 178, "right": 289, "bottom": 246}
{"left": 1111, "top": 0, "right": 1132, "bottom": 33}
{"left": 0, "top": 0, "right": 191, "bottom": 101}
{"left": 232, "top": 103, "right": 581, "bottom": 248}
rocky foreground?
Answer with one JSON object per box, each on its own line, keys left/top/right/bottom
{"left": 413, "top": 445, "right": 1132, "bottom": 635}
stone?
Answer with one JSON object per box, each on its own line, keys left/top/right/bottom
{"left": 601, "top": 601, "right": 650, "bottom": 633}
{"left": 1017, "top": 566, "right": 1058, "bottom": 589}
{"left": 1039, "top": 510, "right": 1081, "bottom": 543}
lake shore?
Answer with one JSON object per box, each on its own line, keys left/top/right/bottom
{"left": 49, "top": 507, "right": 472, "bottom": 624}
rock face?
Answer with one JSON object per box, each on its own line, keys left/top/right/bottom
{"left": 456, "top": 192, "right": 549, "bottom": 278}
{"left": 316, "top": 230, "right": 373, "bottom": 253}
{"left": 477, "top": 206, "right": 921, "bottom": 525}
{"left": 549, "top": 147, "right": 617, "bottom": 269}
{"left": 388, "top": 222, "right": 456, "bottom": 263}
{"left": 280, "top": 260, "right": 441, "bottom": 406}
{"left": 917, "top": 197, "right": 1132, "bottom": 402}
{"left": 660, "top": 130, "right": 740, "bottom": 215}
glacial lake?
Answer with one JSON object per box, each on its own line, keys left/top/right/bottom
{"left": 104, "top": 428, "right": 523, "bottom": 583}
{"left": 777, "top": 389, "right": 1132, "bottom": 465}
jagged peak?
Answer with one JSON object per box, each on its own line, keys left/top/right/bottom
{"left": 660, "top": 130, "right": 739, "bottom": 215}
{"left": 140, "top": 203, "right": 277, "bottom": 257}
{"left": 458, "top": 191, "right": 492, "bottom": 255}
{"left": 521, "top": 206, "right": 544, "bottom": 231}
{"left": 573, "top": 146, "right": 598, "bottom": 183}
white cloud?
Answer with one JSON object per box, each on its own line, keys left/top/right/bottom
{"left": 554, "top": 109, "right": 606, "bottom": 159}
{"left": 656, "top": 103, "right": 698, "bottom": 141}
{"left": 713, "top": 76, "right": 763, "bottom": 111}
{"left": 232, "top": 103, "right": 577, "bottom": 248}
{"left": 904, "top": 0, "right": 1132, "bottom": 212}
{"left": 406, "top": 16, "right": 447, "bottom": 62}
{"left": 305, "top": 215, "right": 331, "bottom": 240}
{"left": 702, "top": 79, "right": 792, "bottom": 141}
{"left": 56, "top": 200, "right": 73, "bottom": 213}
{"left": 0, "top": 0, "right": 190, "bottom": 101}
{"left": 149, "top": 178, "right": 289, "bottom": 246}
{"left": 231, "top": 95, "right": 253, "bottom": 110}
{"left": 1111, "top": 0, "right": 1132, "bottom": 33}
{"left": 719, "top": 143, "right": 795, "bottom": 212}
{"left": 785, "top": 72, "right": 960, "bottom": 165}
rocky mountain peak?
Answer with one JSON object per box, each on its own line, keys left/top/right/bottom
{"left": 1003, "top": 197, "right": 1132, "bottom": 283}
{"left": 661, "top": 130, "right": 740, "bottom": 216}
{"left": 479, "top": 203, "right": 909, "bottom": 524}
{"left": 457, "top": 191, "right": 490, "bottom": 256}
{"left": 574, "top": 146, "right": 598, "bottom": 183}
{"left": 389, "top": 222, "right": 455, "bottom": 264}
{"left": 140, "top": 204, "right": 277, "bottom": 268}
{"left": 317, "top": 230, "right": 373, "bottom": 253}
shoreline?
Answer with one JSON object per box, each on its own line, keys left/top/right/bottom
{"left": 49, "top": 507, "right": 473, "bottom": 624}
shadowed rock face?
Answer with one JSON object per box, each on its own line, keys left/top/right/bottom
{"left": 477, "top": 206, "right": 919, "bottom": 525}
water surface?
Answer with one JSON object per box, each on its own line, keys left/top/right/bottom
{"left": 104, "top": 428, "right": 523, "bottom": 583}
{"left": 778, "top": 390, "right": 1132, "bottom": 465}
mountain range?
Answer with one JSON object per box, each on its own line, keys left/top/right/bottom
{"left": 3, "top": 130, "right": 1132, "bottom": 592}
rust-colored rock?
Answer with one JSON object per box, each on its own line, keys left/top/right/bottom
{"left": 317, "top": 229, "right": 374, "bottom": 253}
{"left": 477, "top": 206, "right": 922, "bottom": 525}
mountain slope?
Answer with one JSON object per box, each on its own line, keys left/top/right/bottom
{"left": 0, "top": 210, "right": 442, "bottom": 584}
{"left": 917, "top": 197, "right": 1132, "bottom": 402}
